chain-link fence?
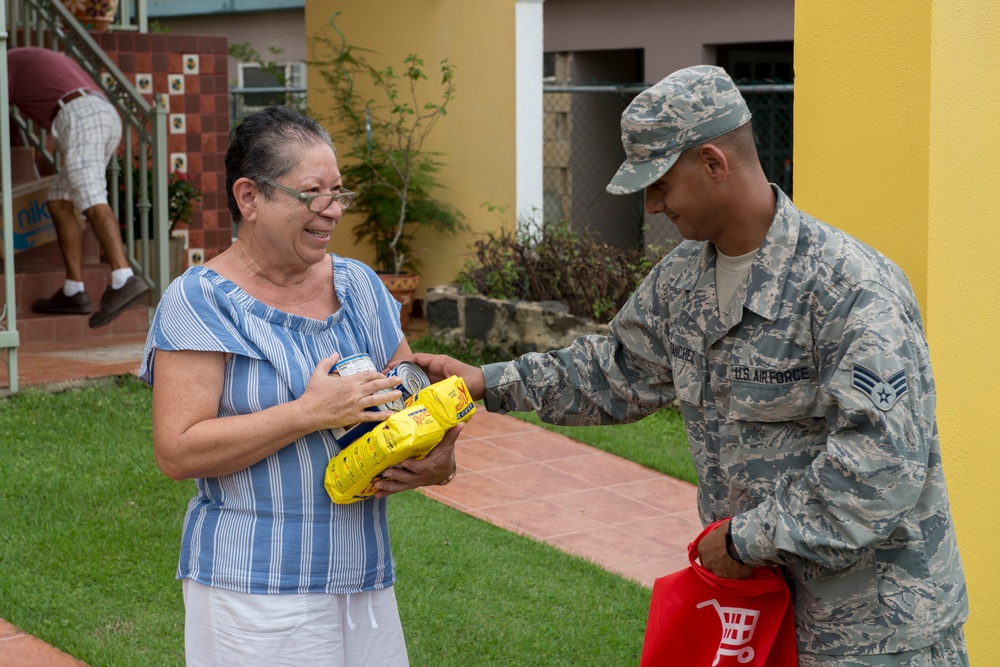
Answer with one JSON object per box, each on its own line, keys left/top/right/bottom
{"left": 543, "top": 83, "right": 793, "bottom": 254}
{"left": 741, "top": 83, "right": 793, "bottom": 197}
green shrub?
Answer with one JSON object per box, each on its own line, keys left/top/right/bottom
{"left": 457, "top": 220, "right": 662, "bottom": 322}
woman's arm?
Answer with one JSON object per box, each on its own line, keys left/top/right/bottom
{"left": 151, "top": 349, "right": 403, "bottom": 480}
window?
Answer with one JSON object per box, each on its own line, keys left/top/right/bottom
{"left": 234, "top": 61, "right": 306, "bottom": 121}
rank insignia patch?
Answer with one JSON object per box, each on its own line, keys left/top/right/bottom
{"left": 852, "top": 364, "right": 908, "bottom": 410}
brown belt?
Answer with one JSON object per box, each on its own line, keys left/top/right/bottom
{"left": 50, "top": 88, "right": 94, "bottom": 122}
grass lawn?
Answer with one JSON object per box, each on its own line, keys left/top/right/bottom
{"left": 393, "top": 491, "right": 650, "bottom": 666}
{"left": 0, "top": 376, "right": 653, "bottom": 665}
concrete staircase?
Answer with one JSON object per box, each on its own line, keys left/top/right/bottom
{"left": 1, "top": 225, "right": 150, "bottom": 345}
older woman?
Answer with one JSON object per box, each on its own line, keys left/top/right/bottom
{"left": 139, "top": 106, "right": 459, "bottom": 666}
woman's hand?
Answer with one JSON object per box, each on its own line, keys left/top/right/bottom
{"left": 372, "top": 422, "right": 464, "bottom": 496}
{"left": 298, "top": 353, "right": 405, "bottom": 431}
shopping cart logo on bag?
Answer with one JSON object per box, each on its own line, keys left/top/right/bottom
{"left": 696, "top": 598, "right": 760, "bottom": 665}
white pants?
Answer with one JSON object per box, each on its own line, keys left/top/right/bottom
{"left": 183, "top": 579, "right": 409, "bottom": 667}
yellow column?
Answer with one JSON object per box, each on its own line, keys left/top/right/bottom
{"left": 795, "top": 0, "right": 1000, "bottom": 660}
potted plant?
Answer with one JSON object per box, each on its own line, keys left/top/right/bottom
{"left": 62, "top": 0, "right": 120, "bottom": 31}
{"left": 312, "top": 14, "right": 466, "bottom": 328}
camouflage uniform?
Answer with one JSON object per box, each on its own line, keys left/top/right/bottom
{"left": 481, "top": 188, "right": 968, "bottom": 659}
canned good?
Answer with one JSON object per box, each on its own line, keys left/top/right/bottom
{"left": 324, "top": 375, "right": 477, "bottom": 504}
{"left": 333, "top": 353, "right": 379, "bottom": 376}
{"left": 330, "top": 353, "right": 405, "bottom": 445}
{"left": 386, "top": 361, "right": 431, "bottom": 406}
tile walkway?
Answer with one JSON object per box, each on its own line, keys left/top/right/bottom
{"left": 423, "top": 410, "right": 699, "bottom": 585}
{"left": 0, "top": 620, "right": 88, "bottom": 666}
{"left": 0, "top": 334, "right": 149, "bottom": 395}
{"left": 0, "top": 326, "right": 698, "bottom": 665}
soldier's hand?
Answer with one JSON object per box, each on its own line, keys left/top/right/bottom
{"left": 403, "top": 353, "right": 485, "bottom": 400}
{"left": 698, "top": 519, "right": 755, "bottom": 579}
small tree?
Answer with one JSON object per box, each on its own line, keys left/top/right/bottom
{"left": 312, "top": 13, "right": 465, "bottom": 276}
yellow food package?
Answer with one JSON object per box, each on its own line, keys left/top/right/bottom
{"left": 324, "top": 375, "right": 475, "bottom": 504}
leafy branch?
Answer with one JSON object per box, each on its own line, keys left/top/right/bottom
{"left": 312, "top": 13, "right": 465, "bottom": 275}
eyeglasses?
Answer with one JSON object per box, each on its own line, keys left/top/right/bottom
{"left": 260, "top": 178, "right": 356, "bottom": 212}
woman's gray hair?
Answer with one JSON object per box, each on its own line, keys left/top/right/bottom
{"left": 224, "top": 106, "right": 335, "bottom": 223}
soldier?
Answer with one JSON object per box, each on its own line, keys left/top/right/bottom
{"left": 404, "top": 66, "right": 969, "bottom": 665}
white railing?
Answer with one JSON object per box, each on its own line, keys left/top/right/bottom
{"left": 1, "top": 0, "right": 21, "bottom": 392}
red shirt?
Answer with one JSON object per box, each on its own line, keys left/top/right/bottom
{"left": 7, "top": 47, "right": 104, "bottom": 131}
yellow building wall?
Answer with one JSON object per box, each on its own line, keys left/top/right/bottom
{"left": 795, "top": 1, "right": 1000, "bottom": 660}
{"left": 304, "top": 0, "right": 518, "bottom": 295}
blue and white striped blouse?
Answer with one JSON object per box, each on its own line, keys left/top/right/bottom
{"left": 139, "top": 255, "right": 404, "bottom": 595}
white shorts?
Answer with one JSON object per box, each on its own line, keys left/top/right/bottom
{"left": 48, "top": 93, "right": 122, "bottom": 213}
{"left": 182, "top": 579, "right": 409, "bottom": 667}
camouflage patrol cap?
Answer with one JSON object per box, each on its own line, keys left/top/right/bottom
{"left": 606, "top": 65, "right": 752, "bottom": 195}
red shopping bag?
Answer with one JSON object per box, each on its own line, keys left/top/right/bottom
{"left": 640, "top": 520, "right": 797, "bottom": 667}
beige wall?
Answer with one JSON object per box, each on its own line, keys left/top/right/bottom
{"left": 305, "top": 0, "right": 519, "bottom": 294}
{"left": 544, "top": 0, "right": 794, "bottom": 81}
{"left": 795, "top": 0, "right": 1000, "bottom": 660}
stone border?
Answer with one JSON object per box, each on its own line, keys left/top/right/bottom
{"left": 424, "top": 284, "right": 608, "bottom": 356}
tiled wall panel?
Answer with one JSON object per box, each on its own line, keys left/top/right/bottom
{"left": 94, "top": 31, "right": 231, "bottom": 265}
